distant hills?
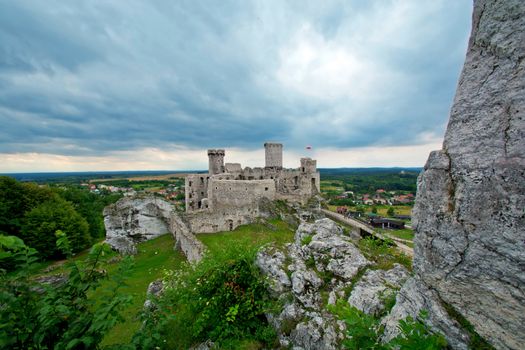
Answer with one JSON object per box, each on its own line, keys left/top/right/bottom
{"left": 2, "top": 167, "right": 422, "bottom": 183}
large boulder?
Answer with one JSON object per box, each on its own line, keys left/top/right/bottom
{"left": 409, "top": 1, "right": 525, "bottom": 349}
{"left": 348, "top": 263, "right": 409, "bottom": 317}
{"left": 103, "top": 195, "right": 173, "bottom": 254}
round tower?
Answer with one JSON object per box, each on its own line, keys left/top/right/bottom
{"left": 264, "top": 142, "right": 283, "bottom": 169}
{"left": 208, "top": 149, "right": 225, "bottom": 175}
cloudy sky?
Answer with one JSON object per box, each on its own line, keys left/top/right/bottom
{"left": 0, "top": 0, "right": 472, "bottom": 172}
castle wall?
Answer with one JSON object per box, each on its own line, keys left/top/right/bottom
{"left": 185, "top": 174, "right": 209, "bottom": 211}
{"left": 185, "top": 210, "right": 256, "bottom": 233}
{"left": 208, "top": 179, "right": 276, "bottom": 211}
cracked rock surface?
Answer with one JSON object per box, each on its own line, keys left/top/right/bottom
{"left": 104, "top": 196, "right": 173, "bottom": 254}
{"left": 410, "top": 1, "right": 525, "bottom": 348}
{"left": 257, "top": 218, "right": 371, "bottom": 349}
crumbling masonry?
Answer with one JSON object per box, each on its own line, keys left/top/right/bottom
{"left": 183, "top": 143, "right": 320, "bottom": 233}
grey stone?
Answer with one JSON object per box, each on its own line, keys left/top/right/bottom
{"left": 381, "top": 278, "right": 470, "bottom": 350}
{"left": 104, "top": 195, "right": 173, "bottom": 254}
{"left": 300, "top": 218, "right": 370, "bottom": 280}
{"left": 256, "top": 247, "right": 291, "bottom": 296}
{"left": 105, "top": 235, "right": 137, "bottom": 255}
{"left": 289, "top": 313, "right": 340, "bottom": 350}
{"left": 410, "top": 1, "right": 525, "bottom": 349}
{"left": 104, "top": 195, "right": 206, "bottom": 262}
{"left": 348, "top": 264, "right": 409, "bottom": 316}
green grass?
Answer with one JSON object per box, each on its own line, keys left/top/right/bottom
{"left": 377, "top": 228, "right": 415, "bottom": 241}
{"left": 100, "top": 234, "right": 185, "bottom": 346}
{"left": 197, "top": 218, "right": 295, "bottom": 255}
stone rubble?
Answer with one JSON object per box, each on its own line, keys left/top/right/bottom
{"left": 257, "top": 218, "right": 372, "bottom": 349}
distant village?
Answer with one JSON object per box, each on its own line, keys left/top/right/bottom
{"left": 81, "top": 181, "right": 186, "bottom": 207}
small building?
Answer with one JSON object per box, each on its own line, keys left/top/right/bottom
{"left": 336, "top": 206, "right": 348, "bottom": 215}
{"left": 369, "top": 217, "right": 405, "bottom": 229}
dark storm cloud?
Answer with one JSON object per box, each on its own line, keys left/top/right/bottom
{"left": 0, "top": 0, "right": 472, "bottom": 156}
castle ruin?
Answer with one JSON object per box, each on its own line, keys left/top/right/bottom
{"left": 183, "top": 143, "right": 320, "bottom": 232}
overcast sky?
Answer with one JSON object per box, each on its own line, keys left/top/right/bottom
{"left": 0, "top": 0, "right": 472, "bottom": 172}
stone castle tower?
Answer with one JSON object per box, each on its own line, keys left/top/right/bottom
{"left": 207, "top": 149, "right": 225, "bottom": 175}
{"left": 264, "top": 142, "right": 283, "bottom": 169}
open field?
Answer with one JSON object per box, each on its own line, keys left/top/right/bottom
{"left": 89, "top": 173, "right": 192, "bottom": 183}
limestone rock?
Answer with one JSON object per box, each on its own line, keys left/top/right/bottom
{"left": 289, "top": 313, "right": 340, "bottom": 350}
{"left": 410, "top": 1, "right": 525, "bottom": 349}
{"left": 256, "top": 247, "right": 291, "bottom": 296}
{"left": 259, "top": 218, "right": 369, "bottom": 349}
{"left": 143, "top": 279, "right": 164, "bottom": 310}
{"left": 300, "top": 218, "right": 371, "bottom": 280}
{"left": 381, "top": 278, "right": 470, "bottom": 350}
{"left": 105, "top": 235, "right": 137, "bottom": 255}
{"left": 348, "top": 263, "right": 409, "bottom": 316}
{"left": 104, "top": 196, "right": 173, "bottom": 254}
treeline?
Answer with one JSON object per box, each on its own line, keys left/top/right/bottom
{"left": 0, "top": 176, "right": 121, "bottom": 260}
{"left": 320, "top": 168, "right": 420, "bottom": 194}
{"left": 91, "top": 178, "right": 184, "bottom": 189}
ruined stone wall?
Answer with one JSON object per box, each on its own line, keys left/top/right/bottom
{"left": 399, "top": 1, "right": 524, "bottom": 349}
{"left": 185, "top": 209, "right": 257, "bottom": 233}
{"left": 170, "top": 213, "right": 206, "bottom": 262}
{"left": 185, "top": 174, "right": 209, "bottom": 211}
{"left": 208, "top": 179, "right": 276, "bottom": 211}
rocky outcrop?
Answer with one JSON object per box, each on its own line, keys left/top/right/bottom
{"left": 348, "top": 264, "right": 409, "bottom": 317}
{"left": 257, "top": 218, "right": 372, "bottom": 349}
{"left": 104, "top": 195, "right": 206, "bottom": 262}
{"left": 406, "top": 1, "right": 525, "bottom": 349}
{"left": 104, "top": 196, "right": 173, "bottom": 254}
{"left": 381, "top": 278, "right": 470, "bottom": 349}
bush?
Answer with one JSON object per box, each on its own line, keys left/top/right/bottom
{"left": 0, "top": 234, "right": 132, "bottom": 349}
{"left": 0, "top": 176, "right": 54, "bottom": 237}
{"left": 329, "top": 300, "right": 447, "bottom": 350}
{"left": 358, "top": 237, "right": 412, "bottom": 271}
{"left": 21, "top": 196, "right": 91, "bottom": 259}
{"left": 134, "top": 244, "right": 277, "bottom": 349}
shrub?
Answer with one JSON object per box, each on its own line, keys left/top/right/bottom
{"left": 21, "top": 196, "right": 91, "bottom": 259}
{"left": 358, "top": 237, "right": 412, "bottom": 271}
{"left": 301, "top": 234, "right": 313, "bottom": 246}
{"left": 0, "top": 234, "right": 132, "bottom": 349}
{"left": 134, "top": 244, "right": 277, "bottom": 349}
{"left": 329, "top": 300, "right": 447, "bottom": 350}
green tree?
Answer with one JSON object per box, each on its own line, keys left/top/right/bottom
{"left": 54, "top": 186, "right": 121, "bottom": 240}
{"left": 371, "top": 206, "right": 378, "bottom": 214}
{"left": 21, "top": 196, "right": 91, "bottom": 259}
{"left": 0, "top": 176, "right": 53, "bottom": 237}
{"left": 387, "top": 207, "right": 395, "bottom": 217}
{"left": 0, "top": 234, "right": 132, "bottom": 349}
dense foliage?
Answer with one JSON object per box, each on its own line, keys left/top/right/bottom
{"left": 0, "top": 176, "right": 121, "bottom": 260}
{"left": 320, "top": 168, "right": 420, "bottom": 194}
{"left": 21, "top": 196, "right": 91, "bottom": 259}
{"left": 0, "top": 234, "right": 132, "bottom": 349}
{"left": 131, "top": 244, "right": 278, "bottom": 349}
{"left": 329, "top": 300, "right": 447, "bottom": 350}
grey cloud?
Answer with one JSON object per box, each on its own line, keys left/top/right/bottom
{"left": 0, "top": 0, "right": 472, "bottom": 156}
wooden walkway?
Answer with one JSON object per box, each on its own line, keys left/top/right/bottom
{"left": 321, "top": 209, "right": 414, "bottom": 257}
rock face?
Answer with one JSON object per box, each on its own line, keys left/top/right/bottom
{"left": 104, "top": 196, "right": 173, "bottom": 254}
{"left": 257, "top": 218, "right": 375, "bottom": 350}
{"left": 409, "top": 1, "right": 525, "bottom": 349}
{"left": 348, "top": 264, "right": 409, "bottom": 317}
{"left": 104, "top": 195, "right": 206, "bottom": 262}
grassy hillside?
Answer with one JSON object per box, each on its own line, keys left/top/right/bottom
{"left": 101, "top": 234, "right": 185, "bottom": 346}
